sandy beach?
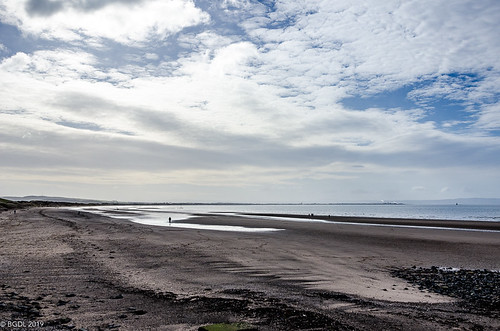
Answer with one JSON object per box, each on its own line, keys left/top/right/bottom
{"left": 1, "top": 207, "right": 499, "bottom": 330}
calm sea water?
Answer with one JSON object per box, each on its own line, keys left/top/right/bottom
{"left": 133, "top": 204, "right": 500, "bottom": 222}
{"left": 77, "top": 204, "right": 500, "bottom": 232}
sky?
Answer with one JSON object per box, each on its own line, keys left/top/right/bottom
{"left": 1, "top": 0, "right": 499, "bottom": 203}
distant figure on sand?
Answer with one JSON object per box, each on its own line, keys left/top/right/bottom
{"left": 169, "top": 217, "right": 171, "bottom": 223}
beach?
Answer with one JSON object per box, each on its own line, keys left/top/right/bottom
{"left": 0, "top": 207, "right": 499, "bottom": 330}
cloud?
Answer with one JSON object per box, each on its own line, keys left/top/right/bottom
{"left": 144, "top": 52, "right": 159, "bottom": 60}
{"left": 474, "top": 103, "right": 500, "bottom": 132}
{"left": 238, "top": 0, "right": 500, "bottom": 113}
{"left": 25, "top": 0, "right": 64, "bottom": 17}
{"left": 1, "top": 0, "right": 500, "bottom": 201}
{"left": 2, "top": 0, "right": 210, "bottom": 45}
{"left": 2, "top": 44, "right": 499, "bottom": 167}
{"left": 0, "top": 42, "right": 9, "bottom": 56}
{"left": 24, "top": 0, "right": 149, "bottom": 16}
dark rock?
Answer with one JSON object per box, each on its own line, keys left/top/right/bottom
{"left": 131, "top": 309, "right": 147, "bottom": 315}
{"left": 104, "top": 323, "right": 120, "bottom": 329}
{"left": 30, "top": 301, "right": 41, "bottom": 308}
{"left": 392, "top": 267, "right": 500, "bottom": 312}
{"left": 198, "top": 323, "right": 258, "bottom": 331}
{"left": 28, "top": 307, "right": 41, "bottom": 317}
{"left": 47, "top": 317, "right": 72, "bottom": 325}
{"left": 57, "top": 299, "right": 69, "bottom": 306}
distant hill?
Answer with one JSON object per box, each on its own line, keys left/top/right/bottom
{"left": 2, "top": 196, "right": 110, "bottom": 204}
{"left": 0, "top": 198, "right": 68, "bottom": 211}
{"left": 0, "top": 198, "right": 21, "bottom": 211}
{"left": 0, "top": 196, "right": 113, "bottom": 211}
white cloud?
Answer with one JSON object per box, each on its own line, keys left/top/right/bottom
{"left": 1, "top": 40, "right": 498, "bottom": 161}
{"left": 144, "top": 52, "right": 159, "bottom": 60}
{"left": 241, "top": 0, "right": 500, "bottom": 108}
{"left": 220, "top": 0, "right": 251, "bottom": 10}
{"left": 0, "top": 0, "right": 210, "bottom": 45}
{"left": 474, "top": 103, "right": 500, "bottom": 132}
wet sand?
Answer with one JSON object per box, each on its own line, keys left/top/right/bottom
{"left": 0, "top": 207, "right": 499, "bottom": 330}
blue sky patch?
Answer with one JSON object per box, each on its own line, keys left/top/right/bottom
{"left": 340, "top": 73, "right": 499, "bottom": 134}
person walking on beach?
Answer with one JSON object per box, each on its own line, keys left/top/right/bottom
{"left": 169, "top": 217, "right": 171, "bottom": 224}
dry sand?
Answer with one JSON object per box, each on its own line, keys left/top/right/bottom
{"left": 0, "top": 207, "right": 499, "bottom": 330}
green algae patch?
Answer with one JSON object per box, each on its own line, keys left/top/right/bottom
{"left": 198, "top": 322, "right": 258, "bottom": 331}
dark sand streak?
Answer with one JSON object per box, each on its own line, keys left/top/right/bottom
{"left": 238, "top": 212, "right": 500, "bottom": 231}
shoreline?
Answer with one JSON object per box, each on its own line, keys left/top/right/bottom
{"left": 1, "top": 207, "right": 499, "bottom": 330}
{"left": 74, "top": 205, "right": 500, "bottom": 232}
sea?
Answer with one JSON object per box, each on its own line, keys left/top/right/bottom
{"left": 79, "top": 203, "right": 500, "bottom": 223}
{"left": 167, "top": 203, "right": 500, "bottom": 221}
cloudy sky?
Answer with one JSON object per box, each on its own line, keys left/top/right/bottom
{"left": 1, "top": 0, "right": 499, "bottom": 203}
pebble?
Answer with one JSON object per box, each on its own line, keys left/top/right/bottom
{"left": 57, "top": 299, "right": 69, "bottom": 306}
